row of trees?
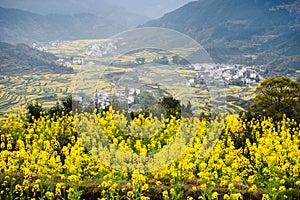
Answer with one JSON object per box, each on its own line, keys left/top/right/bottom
{"left": 26, "top": 77, "right": 300, "bottom": 123}
{"left": 135, "top": 55, "right": 189, "bottom": 65}
{"left": 26, "top": 95, "right": 73, "bottom": 123}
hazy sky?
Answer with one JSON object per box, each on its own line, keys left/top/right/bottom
{"left": 107, "top": 0, "right": 195, "bottom": 18}
{"left": 0, "top": 0, "right": 195, "bottom": 19}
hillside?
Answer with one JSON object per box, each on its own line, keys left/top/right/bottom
{"left": 0, "top": 42, "right": 73, "bottom": 75}
{"left": 143, "top": 0, "right": 300, "bottom": 76}
{"left": 0, "top": 7, "right": 129, "bottom": 44}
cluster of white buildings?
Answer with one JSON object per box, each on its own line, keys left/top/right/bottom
{"left": 94, "top": 88, "right": 143, "bottom": 110}
{"left": 32, "top": 40, "right": 69, "bottom": 51}
{"left": 85, "top": 40, "right": 117, "bottom": 57}
{"left": 191, "top": 63, "right": 264, "bottom": 86}
{"left": 95, "top": 90, "right": 110, "bottom": 110}
{"left": 55, "top": 57, "right": 85, "bottom": 66}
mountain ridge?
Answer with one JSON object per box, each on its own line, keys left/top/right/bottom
{"left": 0, "top": 6, "right": 142, "bottom": 44}
{"left": 0, "top": 0, "right": 149, "bottom": 27}
{"left": 142, "top": 0, "right": 300, "bottom": 76}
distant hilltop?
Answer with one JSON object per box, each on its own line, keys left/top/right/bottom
{"left": 142, "top": 0, "right": 300, "bottom": 77}
{"left": 0, "top": 6, "right": 145, "bottom": 44}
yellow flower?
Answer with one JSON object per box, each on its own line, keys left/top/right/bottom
{"left": 248, "top": 184, "right": 257, "bottom": 193}
{"left": 230, "top": 193, "right": 242, "bottom": 200}
{"left": 200, "top": 184, "right": 206, "bottom": 191}
{"left": 228, "top": 183, "right": 235, "bottom": 191}
{"left": 156, "top": 180, "right": 162, "bottom": 186}
{"left": 141, "top": 196, "right": 150, "bottom": 200}
{"left": 141, "top": 183, "right": 149, "bottom": 191}
{"left": 127, "top": 191, "right": 134, "bottom": 199}
{"left": 262, "top": 194, "right": 270, "bottom": 200}
{"left": 67, "top": 175, "right": 79, "bottom": 182}
{"left": 162, "top": 190, "right": 169, "bottom": 199}
{"left": 170, "top": 188, "right": 175, "bottom": 196}
{"left": 66, "top": 187, "right": 74, "bottom": 193}
{"left": 15, "top": 184, "right": 22, "bottom": 193}
{"left": 223, "top": 194, "right": 230, "bottom": 200}
{"left": 212, "top": 192, "right": 218, "bottom": 200}
{"left": 101, "top": 181, "right": 109, "bottom": 188}
{"left": 247, "top": 175, "right": 255, "bottom": 184}
{"left": 55, "top": 183, "right": 63, "bottom": 196}
{"left": 46, "top": 191, "right": 54, "bottom": 199}
{"left": 32, "top": 183, "right": 39, "bottom": 192}
{"left": 192, "top": 186, "right": 197, "bottom": 192}
{"left": 279, "top": 186, "right": 286, "bottom": 192}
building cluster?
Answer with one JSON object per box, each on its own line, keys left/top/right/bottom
{"left": 85, "top": 40, "right": 117, "bottom": 57}
{"left": 95, "top": 90, "right": 110, "bottom": 110}
{"left": 32, "top": 40, "right": 69, "bottom": 51}
{"left": 191, "top": 63, "right": 264, "bottom": 86}
{"left": 74, "top": 88, "right": 144, "bottom": 111}
{"left": 115, "top": 88, "right": 141, "bottom": 105}
{"left": 55, "top": 57, "right": 85, "bottom": 66}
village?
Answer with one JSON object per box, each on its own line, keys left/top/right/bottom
{"left": 32, "top": 40, "right": 265, "bottom": 112}
{"left": 32, "top": 40, "right": 264, "bottom": 88}
{"left": 190, "top": 63, "right": 264, "bottom": 86}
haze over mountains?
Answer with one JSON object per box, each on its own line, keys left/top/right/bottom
{"left": 0, "top": 0, "right": 299, "bottom": 77}
{"left": 0, "top": 0, "right": 149, "bottom": 28}
{"left": 143, "top": 0, "right": 300, "bottom": 76}
{"left": 107, "top": 0, "right": 194, "bottom": 19}
{"left": 0, "top": 0, "right": 151, "bottom": 43}
{"left": 0, "top": 0, "right": 193, "bottom": 43}
{"left": 0, "top": 0, "right": 193, "bottom": 19}
{"left": 0, "top": 7, "right": 130, "bottom": 43}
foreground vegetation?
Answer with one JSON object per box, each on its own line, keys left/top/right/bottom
{"left": 0, "top": 106, "right": 299, "bottom": 199}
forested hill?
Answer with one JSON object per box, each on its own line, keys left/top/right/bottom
{"left": 142, "top": 0, "right": 300, "bottom": 76}
{"left": 0, "top": 42, "right": 73, "bottom": 75}
{"left": 0, "top": 7, "right": 127, "bottom": 44}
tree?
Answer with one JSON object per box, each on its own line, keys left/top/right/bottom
{"left": 48, "top": 95, "right": 73, "bottom": 118}
{"left": 136, "top": 57, "right": 145, "bottom": 65}
{"left": 26, "top": 101, "right": 44, "bottom": 123}
{"left": 172, "top": 55, "right": 179, "bottom": 64}
{"left": 61, "top": 95, "right": 73, "bottom": 113}
{"left": 181, "top": 101, "right": 193, "bottom": 118}
{"left": 48, "top": 101, "right": 63, "bottom": 118}
{"left": 250, "top": 77, "right": 300, "bottom": 122}
{"left": 159, "top": 97, "right": 181, "bottom": 119}
{"left": 153, "top": 56, "right": 169, "bottom": 65}
{"left": 172, "top": 55, "right": 189, "bottom": 65}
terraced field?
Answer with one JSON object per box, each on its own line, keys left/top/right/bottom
{"left": 0, "top": 39, "right": 259, "bottom": 116}
{"left": 0, "top": 73, "right": 74, "bottom": 115}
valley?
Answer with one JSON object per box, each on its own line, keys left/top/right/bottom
{"left": 0, "top": 39, "right": 268, "bottom": 116}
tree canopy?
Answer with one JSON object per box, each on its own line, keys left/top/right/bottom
{"left": 250, "top": 76, "right": 300, "bottom": 122}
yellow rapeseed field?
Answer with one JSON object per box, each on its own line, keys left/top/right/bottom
{"left": 0, "top": 108, "right": 299, "bottom": 199}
